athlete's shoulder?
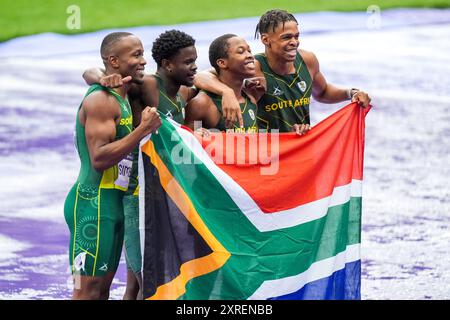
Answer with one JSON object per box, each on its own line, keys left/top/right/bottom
{"left": 134, "top": 74, "right": 159, "bottom": 108}
{"left": 141, "top": 74, "right": 158, "bottom": 90}
{"left": 298, "top": 49, "right": 319, "bottom": 76}
{"left": 178, "top": 85, "right": 198, "bottom": 102}
{"left": 188, "top": 91, "right": 212, "bottom": 108}
{"left": 298, "top": 48, "right": 317, "bottom": 59}
{"left": 184, "top": 91, "right": 213, "bottom": 124}
{"left": 83, "top": 88, "right": 116, "bottom": 105}
{"left": 253, "top": 53, "right": 267, "bottom": 76}
{"left": 82, "top": 89, "right": 121, "bottom": 117}
{"left": 254, "top": 53, "right": 266, "bottom": 65}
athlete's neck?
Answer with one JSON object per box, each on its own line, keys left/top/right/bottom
{"left": 265, "top": 50, "right": 296, "bottom": 75}
{"left": 157, "top": 70, "right": 181, "bottom": 100}
{"left": 218, "top": 72, "right": 245, "bottom": 103}
{"left": 111, "top": 85, "right": 130, "bottom": 98}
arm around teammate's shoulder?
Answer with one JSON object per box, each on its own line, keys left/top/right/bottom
{"left": 179, "top": 85, "right": 199, "bottom": 103}
{"left": 82, "top": 68, "right": 106, "bottom": 86}
{"left": 194, "top": 69, "right": 243, "bottom": 128}
{"left": 138, "top": 74, "right": 159, "bottom": 108}
{"left": 184, "top": 92, "right": 214, "bottom": 131}
{"left": 82, "top": 67, "right": 132, "bottom": 88}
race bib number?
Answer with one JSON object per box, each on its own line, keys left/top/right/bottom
{"left": 115, "top": 153, "right": 133, "bottom": 190}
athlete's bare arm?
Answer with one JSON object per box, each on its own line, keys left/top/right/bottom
{"left": 82, "top": 67, "right": 132, "bottom": 88}
{"left": 81, "top": 91, "right": 161, "bottom": 171}
{"left": 138, "top": 75, "right": 159, "bottom": 108}
{"left": 300, "top": 49, "right": 371, "bottom": 107}
{"left": 184, "top": 92, "right": 220, "bottom": 131}
{"left": 194, "top": 69, "right": 244, "bottom": 127}
{"left": 179, "top": 86, "right": 199, "bottom": 103}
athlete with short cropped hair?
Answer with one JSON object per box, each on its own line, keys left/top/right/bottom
{"left": 185, "top": 34, "right": 265, "bottom": 133}
{"left": 64, "top": 32, "right": 161, "bottom": 300}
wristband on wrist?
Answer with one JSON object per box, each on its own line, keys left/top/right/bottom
{"left": 347, "top": 88, "right": 360, "bottom": 100}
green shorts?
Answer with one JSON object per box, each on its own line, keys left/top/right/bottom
{"left": 64, "top": 183, "right": 125, "bottom": 277}
{"left": 123, "top": 194, "right": 142, "bottom": 274}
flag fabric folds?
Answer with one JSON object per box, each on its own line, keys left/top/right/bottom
{"left": 138, "top": 102, "right": 370, "bottom": 300}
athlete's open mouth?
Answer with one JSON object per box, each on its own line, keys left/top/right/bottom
{"left": 285, "top": 49, "right": 297, "bottom": 58}
{"left": 245, "top": 60, "right": 255, "bottom": 69}
{"left": 136, "top": 67, "right": 145, "bottom": 77}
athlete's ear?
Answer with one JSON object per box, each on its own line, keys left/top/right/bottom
{"left": 161, "top": 59, "right": 173, "bottom": 73}
{"left": 261, "top": 34, "right": 271, "bottom": 48}
{"left": 216, "top": 58, "right": 227, "bottom": 70}
{"left": 108, "top": 55, "right": 120, "bottom": 69}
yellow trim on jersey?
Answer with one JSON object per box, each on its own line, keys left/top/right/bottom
{"left": 99, "top": 166, "right": 128, "bottom": 192}
{"left": 133, "top": 185, "right": 140, "bottom": 196}
{"left": 257, "top": 116, "right": 270, "bottom": 131}
{"left": 78, "top": 246, "right": 96, "bottom": 259}
{"left": 256, "top": 52, "right": 305, "bottom": 88}
{"left": 159, "top": 90, "right": 181, "bottom": 113}
{"left": 93, "top": 188, "right": 101, "bottom": 276}
{"left": 72, "top": 183, "right": 80, "bottom": 273}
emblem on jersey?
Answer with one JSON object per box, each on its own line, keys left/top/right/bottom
{"left": 248, "top": 109, "right": 255, "bottom": 121}
{"left": 165, "top": 110, "right": 173, "bottom": 119}
{"left": 297, "top": 81, "right": 307, "bottom": 93}
{"left": 272, "top": 86, "right": 284, "bottom": 96}
{"left": 99, "top": 263, "right": 108, "bottom": 272}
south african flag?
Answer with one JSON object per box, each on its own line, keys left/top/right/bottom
{"left": 138, "top": 102, "right": 370, "bottom": 300}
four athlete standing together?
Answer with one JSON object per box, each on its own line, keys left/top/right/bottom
{"left": 64, "top": 9, "right": 371, "bottom": 300}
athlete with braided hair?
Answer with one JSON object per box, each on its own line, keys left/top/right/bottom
{"left": 195, "top": 9, "right": 371, "bottom": 133}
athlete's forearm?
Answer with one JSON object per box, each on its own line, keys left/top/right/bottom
{"left": 194, "top": 69, "right": 233, "bottom": 96}
{"left": 82, "top": 68, "right": 105, "bottom": 86}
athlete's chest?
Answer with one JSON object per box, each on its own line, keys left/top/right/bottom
{"left": 265, "top": 75, "right": 310, "bottom": 99}
{"left": 159, "top": 92, "right": 185, "bottom": 123}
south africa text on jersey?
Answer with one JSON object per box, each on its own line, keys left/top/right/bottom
{"left": 264, "top": 97, "right": 310, "bottom": 112}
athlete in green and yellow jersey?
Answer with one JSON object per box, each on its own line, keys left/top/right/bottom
{"left": 64, "top": 32, "right": 161, "bottom": 300}
{"left": 194, "top": 9, "right": 371, "bottom": 134}
{"left": 254, "top": 51, "right": 311, "bottom": 132}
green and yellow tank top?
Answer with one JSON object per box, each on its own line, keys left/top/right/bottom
{"left": 125, "top": 75, "right": 188, "bottom": 196}
{"left": 154, "top": 74, "right": 186, "bottom": 123}
{"left": 255, "top": 52, "right": 312, "bottom": 132}
{"left": 74, "top": 84, "right": 134, "bottom": 193}
{"left": 203, "top": 90, "right": 258, "bottom": 133}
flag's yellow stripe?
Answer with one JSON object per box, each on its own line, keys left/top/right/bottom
{"left": 142, "top": 140, "right": 230, "bottom": 300}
